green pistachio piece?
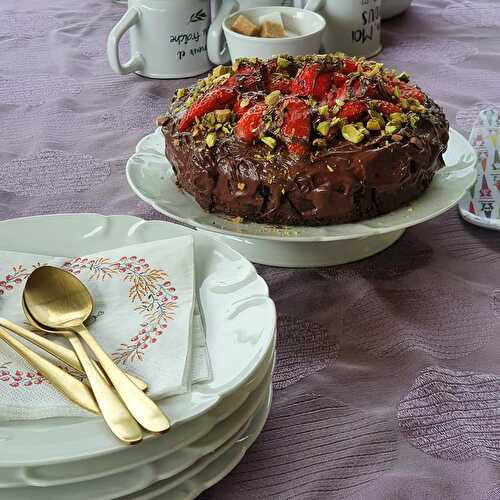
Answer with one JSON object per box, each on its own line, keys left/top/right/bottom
{"left": 239, "top": 98, "right": 250, "bottom": 108}
{"left": 265, "top": 90, "right": 282, "bottom": 106}
{"left": 335, "top": 99, "right": 345, "bottom": 107}
{"left": 342, "top": 124, "right": 365, "bottom": 144}
{"left": 260, "top": 136, "right": 277, "bottom": 149}
{"left": 222, "top": 122, "right": 234, "bottom": 134}
{"left": 176, "top": 88, "right": 186, "bottom": 98}
{"left": 365, "top": 62, "right": 384, "bottom": 78}
{"left": 385, "top": 119, "right": 402, "bottom": 135}
{"left": 389, "top": 112, "right": 407, "bottom": 123}
{"left": 249, "top": 57, "right": 258, "bottom": 64}
{"left": 408, "top": 114, "right": 420, "bottom": 129}
{"left": 333, "top": 51, "right": 346, "bottom": 60}
{"left": 232, "top": 58, "right": 241, "bottom": 72}
{"left": 366, "top": 119, "right": 381, "bottom": 131}
{"left": 205, "top": 132, "right": 216, "bottom": 148}
{"left": 215, "top": 109, "right": 232, "bottom": 123}
{"left": 393, "top": 86, "right": 400, "bottom": 98}
{"left": 397, "top": 71, "right": 410, "bottom": 82}
{"left": 203, "top": 112, "right": 216, "bottom": 127}
{"left": 276, "top": 56, "right": 290, "bottom": 68}
{"left": 185, "top": 96, "right": 194, "bottom": 108}
{"left": 212, "top": 65, "right": 231, "bottom": 77}
{"left": 318, "top": 105, "right": 329, "bottom": 116}
{"left": 330, "top": 117, "right": 341, "bottom": 127}
{"left": 316, "top": 121, "right": 331, "bottom": 137}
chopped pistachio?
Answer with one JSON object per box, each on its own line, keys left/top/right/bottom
{"left": 261, "top": 136, "right": 277, "bottom": 149}
{"left": 316, "top": 121, "right": 331, "bottom": 137}
{"left": 239, "top": 97, "right": 250, "bottom": 108}
{"left": 318, "top": 104, "right": 329, "bottom": 116}
{"left": 205, "top": 132, "right": 216, "bottom": 148}
{"left": 368, "top": 100, "right": 379, "bottom": 110}
{"left": 397, "top": 71, "right": 410, "bottom": 82}
{"left": 367, "top": 119, "right": 381, "bottom": 131}
{"left": 173, "top": 138, "right": 180, "bottom": 146}
{"left": 215, "top": 123, "right": 223, "bottom": 130}
{"left": 342, "top": 124, "right": 364, "bottom": 144}
{"left": 192, "top": 126, "right": 201, "bottom": 137}
{"left": 365, "top": 62, "right": 384, "bottom": 78}
{"left": 333, "top": 51, "right": 346, "bottom": 60}
{"left": 222, "top": 122, "right": 234, "bottom": 134}
{"left": 391, "top": 134, "right": 403, "bottom": 141}
{"left": 237, "top": 182, "right": 246, "bottom": 190}
{"left": 330, "top": 117, "right": 342, "bottom": 127}
{"left": 389, "top": 112, "right": 407, "bottom": 123}
{"left": 176, "top": 88, "right": 186, "bottom": 98}
{"left": 203, "top": 112, "right": 216, "bottom": 127}
{"left": 212, "top": 65, "right": 231, "bottom": 77}
{"left": 385, "top": 119, "right": 402, "bottom": 135}
{"left": 393, "top": 86, "right": 400, "bottom": 98}
{"left": 232, "top": 58, "right": 241, "bottom": 72}
{"left": 212, "top": 73, "right": 231, "bottom": 86}
{"left": 248, "top": 57, "right": 258, "bottom": 64}
{"left": 335, "top": 99, "right": 345, "bottom": 107}
{"left": 215, "top": 108, "right": 232, "bottom": 123}
{"left": 185, "top": 96, "right": 195, "bottom": 108}
{"left": 417, "top": 105, "right": 426, "bottom": 113}
{"left": 331, "top": 104, "right": 341, "bottom": 116}
{"left": 265, "top": 90, "right": 282, "bottom": 106}
{"left": 313, "top": 138, "right": 327, "bottom": 148}
{"left": 276, "top": 56, "right": 290, "bottom": 68}
{"left": 408, "top": 114, "right": 420, "bottom": 129}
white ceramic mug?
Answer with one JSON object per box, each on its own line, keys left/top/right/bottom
{"left": 107, "top": 0, "right": 213, "bottom": 79}
{"left": 207, "top": 3, "right": 325, "bottom": 65}
{"left": 305, "top": 0, "right": 382, "bottom": 57}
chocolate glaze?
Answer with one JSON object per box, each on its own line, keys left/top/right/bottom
{"left": 162, "top": 73, "right": 449, "bottom": 226}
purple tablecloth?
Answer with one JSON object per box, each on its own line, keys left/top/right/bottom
{"left": 1, "top": 0, "right": 500, "bottom": 498}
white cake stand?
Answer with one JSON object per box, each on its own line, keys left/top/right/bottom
{"left": 127, "top": 128, "right": 477, "bottom": 267}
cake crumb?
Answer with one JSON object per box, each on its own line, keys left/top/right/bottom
{"left": 231, "top": 216, "right": 244, "bottom": 224}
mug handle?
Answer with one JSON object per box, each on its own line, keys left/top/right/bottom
{"left": 107, "top": 7, "right": 145, "bottom": 75}
{"left": 207, "top": 0, "right": 240, "bottom": 65}
{"left": 304, "top": 0, "right": 325, "bottom": 11}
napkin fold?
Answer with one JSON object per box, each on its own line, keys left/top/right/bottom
{"left": 0, "top": 236, "right": 211, "bottom": 420}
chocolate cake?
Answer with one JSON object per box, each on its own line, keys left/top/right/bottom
{"left": 159, "top": 54, "right": 449, "bottom": 226}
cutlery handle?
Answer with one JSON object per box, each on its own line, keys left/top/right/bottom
{"left": 0, "top": 326, "right": 100, "bottom": 415}
{"left": 0, "top": 318, "right": 148, "bottom": 391}
{"left": 66, "top": 333, "right": 143, "bottom": 444}
{"left": 73, "top": 324, "right": 170, "bottom": 434}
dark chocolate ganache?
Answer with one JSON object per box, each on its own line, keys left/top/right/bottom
{"left": 159, "top": 54, "right": 449, "bottom": 226}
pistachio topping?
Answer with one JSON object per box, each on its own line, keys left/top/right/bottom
{"left": 215, "top": 109, "right": 232, "bottom": 123}
{"left": 212, "top": 65, "right": 231, "bottom": 77}
{"left": 261, "top": 136, "right": 277, "bottom": 149}
{"left": 385, "top": 119, "right": 402, "bottom": 135}
{"left": 276, "top": 56, "right": 290, "bottom": 68}
{"left": 176, "top": 88, "right": 186, "bottom": 98}
{"left": 265, "top": 90, "right": 281, "bottom": 106}
{"left": 342, "top": 124, "right": 365, "bottom": 144}
{"left": 397, "top": 71, "right": 410, "bottom": 82}
{"left": 318, "top": 104, "right": 329, "bottom": 116}
{"left": 205, "top": 132, "right": 216, "bottom": 148}
{"left": 366, "top": 118, "right": 381, "bottom": 131}
{"left": 316, "top": 121, "right": 331, "bottom": 136}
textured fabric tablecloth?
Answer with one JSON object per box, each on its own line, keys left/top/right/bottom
{"left": 1, "top": 1, "right": 500, "bottom": 498}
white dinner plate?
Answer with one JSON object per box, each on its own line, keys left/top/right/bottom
{"left": 0, "top": 346, "right": 275, "bottom": 488}
{"left": 128, "top": 387, "right": 272, "bottom": 500}
{"left": 0, "top": 360, "right": 273, "bottom": 500}
{"left": 126, "top": 127, "right": 476, "bottom": 266}
{"left": 0, "top": 215, "right": 276, "bottom": 467}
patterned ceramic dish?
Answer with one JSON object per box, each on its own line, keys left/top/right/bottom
{"left": 0, "top": 362, "right": 273, "bottom": 499}
{"left": 126, "top": 127, "right": 476, "bottom": 266}
{"left": 0, "top": 215, "right": 276, "bottom": 468}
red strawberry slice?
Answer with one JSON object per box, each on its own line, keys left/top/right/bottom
{"left": 338, "top": 101, "right": 368, "bottom": 122}
{"left": 178, "top": 86, "right": 237, "bottom": 132}
{"left": 233, "top": 94, "right": 262, "bottom": 117}
{"left": 333, "top": 72, "right": 347, "bottom": 88}
{"left": 291, "top": 63, "right": 321, "bottom": 96}
{"left": 234, "top": 103, "right": 267, "bottom": 142}
{"left": 266, "top": 75, "right": 292, "bottom": 94}
{"left": 234, "top": 63, "right": 264, "bottom": 91}
{"left": 312, "top": 71, "right": 334, "bottom": 100}
{"left": 386, "top": 81, "right": 425, "bottom": 104}
{"left": 281, "top": 97, "right": 311, "bottom": 155}
{"left": 341, "top": 58, "right": 358, "bottom": 75}
{"left": 376, "top": 101, "right": 402, "bottom": 115}
{"left": 336, "top": 79, "right": 379, "bottom": 101}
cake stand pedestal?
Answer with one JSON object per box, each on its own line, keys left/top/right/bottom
{"left": 205, "top": 229, "right": 406, "bottom": 267}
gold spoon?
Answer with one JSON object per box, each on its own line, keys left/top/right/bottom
{"left": 0, "top": 325, "right": 100, "bottom": 415}
{"left": 24, "top": 272, "right": 143, "bottom": 445}
{"left": 24, "top": 266, "right": 170, "bottom": 434}
{"left": 18, "top": 303, "right": 148, "bottom": 392}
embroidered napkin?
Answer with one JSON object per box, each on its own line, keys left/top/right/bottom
{"left": 0, "top": 236, "right": 211, "bottom": 420}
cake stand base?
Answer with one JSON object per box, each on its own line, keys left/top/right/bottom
{"left": 204, "top": 228, "right": 406, "bottom": 268}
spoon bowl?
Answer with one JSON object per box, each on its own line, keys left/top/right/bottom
{"left": 24, "top": 266, "right": 93, "bottom": 330}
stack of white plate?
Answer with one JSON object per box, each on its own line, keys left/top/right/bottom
{"left": 0, "top": 214, "right": 276, "bottom": 500}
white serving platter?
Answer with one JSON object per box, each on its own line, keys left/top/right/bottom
{"left": 127, "top": 127, "right": 477, "bottom": 267}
